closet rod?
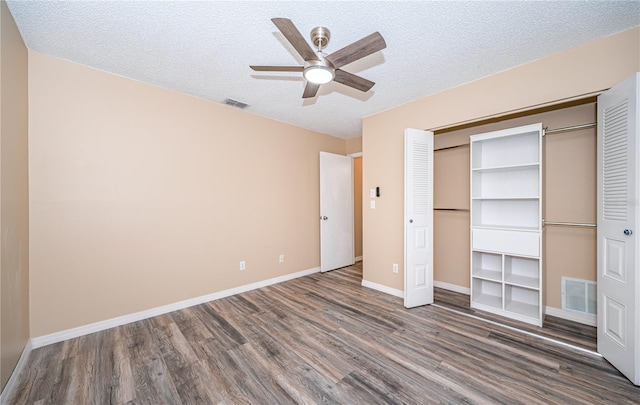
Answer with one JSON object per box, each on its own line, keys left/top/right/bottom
{"left": 543, "top": 220, "right": 596, "bottom": 228}
{"left": 544, "top": 122, "right": 596, "bottom": 135}
{"left": 435, "top": 122, "right": 595, "bottom": 150}
{"left": 434, "top": 144, "right": 469, "bottom": 152}
{"left": 434, "top": 208, "right": 470, "bottom": 212}
{"left": 435, "top": 122, "right": 595, "bottom": 151}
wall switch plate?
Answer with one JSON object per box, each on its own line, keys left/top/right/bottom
{"left": 370, "top": 200, "right": 375, "bottom": 209}
{"left": 393, "top": 263, "right": 398, "bottom": 273}
{"left": 279, "top": 254, "right": 284, "bottom": 263}
{"left": 370, "top": 189, "right": 376, "bottom": 198}
{"left": 240, "top": 260, "right": 246, "bottom": 271}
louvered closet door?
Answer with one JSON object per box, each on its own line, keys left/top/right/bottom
{"left": 404, "top": 128, "right": 434, "bottom": 308}
{"left": 597, "top": 73, "right": 639, "bottom": 385}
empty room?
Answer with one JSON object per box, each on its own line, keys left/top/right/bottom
{"left": 2, "top": 1, "right": 640, "bottom": 404}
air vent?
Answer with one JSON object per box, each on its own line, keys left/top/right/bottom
{"left": 223, "top": 98, "right": 249, "bottom": 109}
{"left": 562, "top": 277, "right": 597, "bottom": 315}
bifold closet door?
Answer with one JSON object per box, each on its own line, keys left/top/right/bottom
{"left": 404, "top": 128, "right": 434, "bottom": 308}
{"left": 597, "top": 72, "right": 639, "bottom": 385}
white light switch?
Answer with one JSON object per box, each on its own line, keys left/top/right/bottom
{"left": 370, "top": 189, "right": 376, "bottom": 198}
{"left": 370, "top": 200, "right": 375, "bottom": 209}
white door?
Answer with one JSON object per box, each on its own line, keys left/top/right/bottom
{"left": 597, "top": 73, "right": 640, "bottom": 385}
{"left": 404, "top": 129, "right": 434, "bottom": 308}
{"left": 320, "top": 152, "right": 354, "bottom": 272}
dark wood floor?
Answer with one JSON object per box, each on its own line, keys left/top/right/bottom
{"left": 7, "top": 263, "right": 640, "bottom": 404}
{"left": 434, "top": 287, "right": 598, "bottom": 351}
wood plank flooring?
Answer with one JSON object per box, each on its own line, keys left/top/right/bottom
{"left": 7, "top": 263, "right": 640, "bottom": 404}
{"left": 434, "top": 287, "right": 598, "bottom": 351}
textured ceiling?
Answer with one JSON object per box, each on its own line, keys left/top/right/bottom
{"left": 6, "top": 1, "right": 640, "bottom": 139}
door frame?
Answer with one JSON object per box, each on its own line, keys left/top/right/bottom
{"left": 349, "top": 152, "right": 363, "bottom": 263}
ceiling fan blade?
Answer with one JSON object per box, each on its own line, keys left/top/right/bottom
{"left": 325, "top": 32, "right": 386, "bottom": 69}
{"left": 250, "top": 66, "right": 304, "bottom": 72}
{"left": 272, "top": 18, "right": 320, "bottom": 62}
{"left": 334, "top": 69, "right": 375, "bottom": 92}
{"left": 302, "top": 82, "right": 320, "bottom": 98}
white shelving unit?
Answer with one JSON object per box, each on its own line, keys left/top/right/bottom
{"left": 470, "top": 123, "right": 544, "bottom": 326}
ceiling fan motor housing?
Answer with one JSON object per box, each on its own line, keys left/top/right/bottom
{"left": 310, "top": 26, "right": 331, "bottom": 51}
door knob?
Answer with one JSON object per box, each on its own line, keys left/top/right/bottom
{"left": 322, "top": 216, "right": 328, "bottom": 220}
{"left": 624, "top": 229, "right": 633, "bottom": 236}
{"left": 409, "top": 219, "right": 413, "bottom": 223}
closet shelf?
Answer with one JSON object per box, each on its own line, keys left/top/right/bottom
{"left": 471, "top": 196, "right": 540, "bottom": 201}
{"left": 504, "top": 274, "right": 539, "bottom": 289}
{"left": 471, "top": 162, "right": 540, "bottom": 173}
{"left": 473, "top": 293, "right": 502, "bottom": 310}
{"left": 505, "top": 300, "right": 539, "bottom": 319}
{"left": 472, "top": 269, "right": 502, "bottom": 282}
{"left": 472, "top": 224, "right": 540, "bottom": 233}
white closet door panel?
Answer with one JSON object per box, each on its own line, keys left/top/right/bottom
{"left": 404, "top": 128, "right": 434, "bottom": 308}
{"left": 597, "top": 72, "right": 639, "bottom": 385}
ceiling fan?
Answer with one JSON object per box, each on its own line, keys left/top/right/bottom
{"left": 250, "top": 18, "right": 386, "bottom": 98}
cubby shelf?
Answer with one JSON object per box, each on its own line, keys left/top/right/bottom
{"left": 505, "top": 300, "right": 539, "bottom": 320}
{"left": 470, "top": 123, "right": 544, "bottom": 327}
{"left": 504, "top": 274, "right": 539, "bottom": 289}
{"left": 473, "top": 293, "right": 502, "bottom": 310}
{"left": 473, "top": 269, "right": 502, "bottom": 282}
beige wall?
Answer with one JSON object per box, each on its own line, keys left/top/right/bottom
{"left": 353, "top": 157, "right": 363, "bottom": 258}
{"left": 28, "top": 52, "right": 346, "bottom": 337}
{"left": 362, "top": 28, "right": 640, "bottom": 295}
{"left": 433, "top": 145, "right": 469, "bottom": 288}
{"left": 346, "top": 136, "right": 362, "bottom": 155}
{"left": 0, "top": 1, "right": 30, "bottom": 392}
{"left": 433, "top": 102, "right": 597, "bottom": 309}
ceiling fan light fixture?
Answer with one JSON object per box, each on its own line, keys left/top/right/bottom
{"left": 304, "top": 65, "right": 334, "bottom": 84}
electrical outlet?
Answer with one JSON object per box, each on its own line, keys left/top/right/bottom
{"left": 393, "top": 263, "right": 398, "bottom": 273}
{"left": 279, "top": 254, "right": 284, "bottom": 263}
{"left": 240, "top": 260, "right": 246, "bottom": 271}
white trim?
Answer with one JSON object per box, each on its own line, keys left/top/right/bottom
{"left": 354, "top": 256, "right": 363, "bottom": 262}
{"left": 0, "top": 340, "right": 33, "bottom": 405}
{"left": 434, "top": 281, "right": 470, "bottom": 295}
{"left": 545, "top": 306, "right": 597, "bottom": 327}
{"left": 31, "top": 267, "right": 320, "bottom": 349}
{"left": 361, "top": 279, "right": 404, "bottom": 298}
{"left": 348, "top": 152, "right": 363, "bottom": 158}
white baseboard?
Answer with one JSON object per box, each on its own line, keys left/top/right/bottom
{"left": 354, "top": 256, "right": 363, "bottom": 262}
{"left": 31, "top": 266, "right": 320, "bottom": 349}
{"left": 0, "top": 339, "right": 32, "bottom": 405}
{"left": 434, "top": 281, "right": 470, "bottom": 295}
{"left": 361, "top": 279, "right": 404, "bottom": 299}
{"left": 545, "top": 306, "right": 597, "bottom": 327}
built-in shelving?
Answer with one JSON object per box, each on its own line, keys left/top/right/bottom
{"left": 470, "top": 123, "right": 544, "bottom": 326}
